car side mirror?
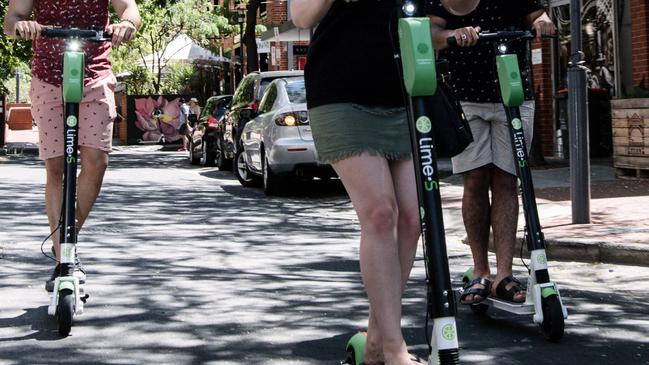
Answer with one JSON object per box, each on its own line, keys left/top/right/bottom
{"left": 240, "top": 107, "right": 255, "bottom": 121}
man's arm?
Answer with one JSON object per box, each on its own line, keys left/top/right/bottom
{"left": 429, "top": 14, "right": 481, "bottom": 50}
{"left": 109, "top": 0, "right": 141, "bottom": 47}
{"left": 526, "top": 10, "right": 556, "bottom": 40}
{"left": 3, "top": 0, "right": 39, "bottom": 41}
{"left": 290, "top": 0, "right": 336, "bottom": 29}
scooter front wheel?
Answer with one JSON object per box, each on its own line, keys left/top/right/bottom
{"left": 344, "top": 332, "right": 366, "bottom": 365}
{"left": 57, "top": 289, "right": 75, "bottom": 336}
{"left": 540, "top": 295, "right": 564, "bottom": 342}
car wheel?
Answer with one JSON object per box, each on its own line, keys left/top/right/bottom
{"left": 262, "top": 150, "right": 285, "bottom": 196}
{"left": 215, "top": 135, "right": 232, "bottom": 171}
{"left": 234, "top": 148, "right": 259, "bottom": 187}
{"left": 189, "top": 139, "right": 200, "bottom": 165}
{"left": 203, "top": 140, "right": 216, "bottom": 167}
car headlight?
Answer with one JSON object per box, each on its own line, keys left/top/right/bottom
{"left": 275, "top": 111, "right": 309, "bottom": 126}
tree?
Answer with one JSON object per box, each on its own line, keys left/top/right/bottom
{"left": 243, "top": 0, "right": 260, "bottom": 73}
{"left": 0, "top": 0, "right": 33, "bottom": 95}
{"left": 114, "top": 0, "right": 234, "bottom": 95}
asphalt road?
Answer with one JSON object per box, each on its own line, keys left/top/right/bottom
{"left": 0, "top": 147, "right": 647, "bottom": 365}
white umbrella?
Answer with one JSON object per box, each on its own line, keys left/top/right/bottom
{"left": 139, "top": 34, "right": 230, "bottom": 72}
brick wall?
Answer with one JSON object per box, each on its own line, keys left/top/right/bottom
{"left": 267, "top": 0, "right": 287, "bottom": 25}
{"left": 532, "top": 39, "right": 555, "bottom": 156}
{"left": 631, "top": 0, "right": 649, "bottom": 86}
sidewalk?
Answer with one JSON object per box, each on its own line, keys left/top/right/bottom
{"left": 1, "top": 123, "right": 39, "bottom": 156}
{"left": 441, "top": 159, "right": 649, "bottom": 267}
{"left": 3, "top": 126, "right": 648, "bottom": 267}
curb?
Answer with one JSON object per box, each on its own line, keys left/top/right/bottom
{"left": 465, "top": 235, "right": 649, "bottom": 268}
{"left": 542, "top": 238, "right": 649, "bottom": 268}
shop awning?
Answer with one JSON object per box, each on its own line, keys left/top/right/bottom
{"left": 260, "top": 21, "right": 311, "bottom": 42}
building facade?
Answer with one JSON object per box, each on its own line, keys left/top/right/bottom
{"left": 260, "top": 0, "right": 649, "bottom": 160}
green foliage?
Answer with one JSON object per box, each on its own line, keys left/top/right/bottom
{"left": 623, "top": 78, "right": 649, "bottom": 99}
{"left": 159, "top": 62, "right": 200, "bottom": 95}
{"left": 124, "top": 0, "right": 234, "bottom": 94}
{"left": 0, "top": 0, "right": 32, "bottom": 94}
{"left": 1, "top": 64, "right": 32, "bottom": 102}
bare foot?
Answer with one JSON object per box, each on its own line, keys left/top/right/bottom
{"left": 383, "top": 340, "right": 415, "bottom": 365}
{"left": 363, "top": 333, "right": 384, "bottom": 365}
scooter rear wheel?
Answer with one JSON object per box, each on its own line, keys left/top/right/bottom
{"left": 58, "top": 289, "right": 75, "bottom": 336}
{"left": 540, "top": 295, "right": 564, "bottom": 342}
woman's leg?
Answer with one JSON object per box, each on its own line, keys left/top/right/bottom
{"left": 332, "top": 152, "right": 416, "bottom": 365}
{"left": 365, "top": 158, "right": 421, "bottom": 363}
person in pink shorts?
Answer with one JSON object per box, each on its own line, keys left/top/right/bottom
{"left": 4, "top": 0, "right": 141, "bottom": 291}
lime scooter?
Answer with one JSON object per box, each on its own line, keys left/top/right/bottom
{"left": 447, "top": 31, "right": 568, "bottom": 342}
{"left": 344, "top": 2, "right": 460, "bottom": 364}
{"left": 32, "top": 28, "right": 108, "bottom": 336}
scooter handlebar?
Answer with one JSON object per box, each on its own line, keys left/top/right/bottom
{"left": 446, "top": 30, "right": 538, "bottom": 47}
{"left": 16, "top": 28, "right": 108, "bottom": 41}
{"left": 41, "top": 28, "right": 103, "bottom": 39}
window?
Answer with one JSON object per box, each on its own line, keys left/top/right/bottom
{"left": 258, "top": 84, "right": 278, "bottom": 114}
{"left": 233, "top": 75, "right": 255, "bottom": 108}
{"left": 285, "top": 79, "right": 306, "bottom": 104}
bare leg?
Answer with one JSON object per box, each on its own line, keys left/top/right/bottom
{"left": 490, "top": 167, "right": 525, "bottom": 301}
{"left": 45, "top": 157, "right": 65, "bottom": 259}
{"left": 461, "top": 165, "right": 493, "bottom": 303}
{"left": 333, "top": 153, "right": 415, "bottom": 365}
{"left": 365, "top": 159, "right": 420, "bottom": 364}
{"left": 76, "top": 146, "right": 109, "bottom": 230}
{"left": 47, "top": 147, "right": 108, "bottom": 260}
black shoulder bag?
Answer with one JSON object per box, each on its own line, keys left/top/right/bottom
{"left": 429, "top": 59, "right": 473, "bottom": 158}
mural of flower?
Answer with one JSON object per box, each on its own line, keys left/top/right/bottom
{"left": 134, "top": 96, "right": 182, "bottom": 143}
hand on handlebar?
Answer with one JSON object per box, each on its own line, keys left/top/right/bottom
{"left": 531, "top": 19, "right": 556, "bottom": 40}
{"left": 106, "top": 21, "right": 137, "bottom": 48}
{"left": 451, "top": 26, "right": 481, "bottom": 47}
{"left": 14, "top": 21, "right": 43, "bottom": 41}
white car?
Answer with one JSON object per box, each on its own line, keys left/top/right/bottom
{"left": 236, "top": 77, "right": 335, "bottom": 195}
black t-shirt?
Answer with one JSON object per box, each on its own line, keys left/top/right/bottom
{"left": 305, "top": 0, "right": 405, "bottom": 109}
{"left": 428, "top": 0, "right": 544, "bottom": 103}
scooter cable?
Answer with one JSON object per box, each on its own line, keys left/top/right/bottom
{"left": 40, "top": 200, "right": 66, "bottom": 262}
{"left": 520, "top": 227, "right": 531, "bottom": 275}
{"left": 40, "top": 223, "right": 61, "bottom": 262}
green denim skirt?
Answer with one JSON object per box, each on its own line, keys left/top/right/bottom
{"left": 308, "top": 103, "right": 412, "bottom": 164}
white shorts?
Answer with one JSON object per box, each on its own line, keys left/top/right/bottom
{"left": 451, "top": 101, "right": 535, "bottom": 176}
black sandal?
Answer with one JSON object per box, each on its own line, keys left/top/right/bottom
{"left": 460, "top": 277, "right": 492, "bottom": 305}
{"left": 495, "top": 276, "right": 526, "bottom": 303}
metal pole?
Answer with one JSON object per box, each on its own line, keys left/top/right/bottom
{"left": 15, "top": 70, "right": 20, "bottom": 103}
{"left": 567, "top": 0, "right": 591, "bottom": 223}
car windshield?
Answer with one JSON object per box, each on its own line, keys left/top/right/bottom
{"left": 285, "top": 79, "right": 306, "bottom": 104}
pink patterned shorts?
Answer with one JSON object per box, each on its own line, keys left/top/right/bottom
{"left": 30, "top": 74, "right": 117, "bottom": 160}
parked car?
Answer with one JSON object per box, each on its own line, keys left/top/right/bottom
{"left": 236, "top": 77, "right": 336, "bottom": 195}
{"left": 188, "top": 94, "right": 232, "bottom": 167}
{"left": 215, "top": 70, "right": 303, "bottom": 171}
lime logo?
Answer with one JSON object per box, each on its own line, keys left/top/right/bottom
{"left": 417, "top": 43, "right": 429, "bottom": 54}
{"left": 66, "top": 115, "right": 78, "bottom": 127}
{"left": 63, "top": 246, "right": 73, "bottom": 259}
{"left": 416, "top": 117, "right": 432, "bottom": 133}
{"left": 511, "top": 118, "right": 522, "bottom": 130}
{"left": 442, "top": 324, "right": 456, "bottom": 341}
{"left": 510, "top": 72, "right": 518, "bottom": 79}
{"left": 537, "top": 254, "right": 547, "bottom": 265}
